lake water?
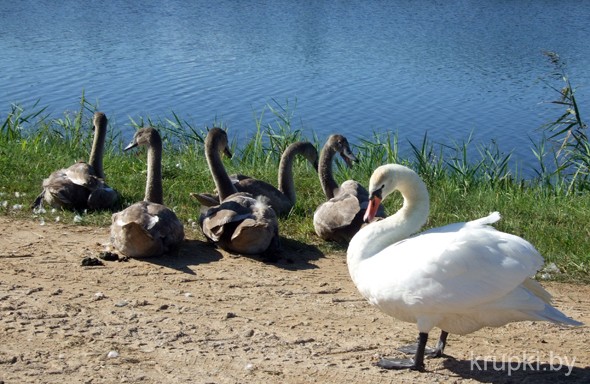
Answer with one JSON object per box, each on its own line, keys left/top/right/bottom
{"left": 1, "top": 0, "right": 589, "bottom": 175}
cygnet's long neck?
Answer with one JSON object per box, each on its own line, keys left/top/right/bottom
{"left": 145, "top": 133, "right": 163, "bottom": 205}
{"left": 205, "top": 132, "right": 237, "bottom": 201}
{"left": 89, "top": 112, "right": 107, "bottom": 179}
{"left": 347, "top": 171, "right": 430, "bottom": 273}
{"left": 318, "top": 143, "right": 339, "bottom": 199}
{"left": 278, "top": 142, "right": 311, "bottom": 204}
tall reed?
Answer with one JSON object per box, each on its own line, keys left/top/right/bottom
{"left": 534, "top": 51, "right": 589, "bottom": 194}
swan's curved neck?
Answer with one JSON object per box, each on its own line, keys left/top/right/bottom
{"left": 347, "top": 174, "right": 430, "bottom": 272}
{"left": 278, "top": 143, "right": 307, "bottom": 204}
{"left": 145, "top": 135, "right": 163, "bottom": 204}
{"left": 318, "top": 144, "right": 339, "bottom": 199}
{"left": 206, "top": 135, "right": 237, "bottom": 201}
{"left": 89, "top": 114, "right": 107, "bottom": 179}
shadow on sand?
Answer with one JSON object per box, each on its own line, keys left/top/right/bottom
{"left": 268, "top": 236, "right": 325, "bottom": 271}
{"left": 141, "top": 235, "right": 325, "bottom": 274}
{"left": 141, "top": 238, "right": 223, "bottom": 275}
{"left": 440, "top": 356, "right": 590, "bottom": 383}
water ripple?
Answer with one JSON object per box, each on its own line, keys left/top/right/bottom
{"left": 1, "top": 0, "right": 589, "bottom": 176}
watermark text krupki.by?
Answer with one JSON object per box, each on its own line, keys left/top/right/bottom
{"left": 470, "top": 351, "right": 576, "bottom": 376}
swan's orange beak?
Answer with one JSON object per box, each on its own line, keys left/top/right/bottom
{"left": 363, "top": 196, "right": 381, "bottom": 223}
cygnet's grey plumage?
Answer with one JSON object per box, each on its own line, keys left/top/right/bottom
{"left": 110, "top": 127, "right": 184, "bottom": 258}
{"left": 313, "top": 134, "right": 386, "bottom": 243}
{"left": 33, "top": 112, "right": 118, "bottom": 211}
{"left": 193, "top": 141, "right": 318, "bottom": 216}
{"left": 198, "top": 128, "right": 280, "bottom": 257}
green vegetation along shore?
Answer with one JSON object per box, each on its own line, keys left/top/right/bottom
{"left": 1, "top": 87, "right": 588, "bottom": 283}
{"left": 2, "top": 53, "right": 589, "bottom": 281}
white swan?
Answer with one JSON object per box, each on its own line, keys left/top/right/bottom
{"left": 347, "top": 163, "right": 582, "bottom": 371}
{"left": 110, "top": 127, "right": 184, "bottom": 258}
{"left": 32, "top": 112, "right": 119, "bottom": 211}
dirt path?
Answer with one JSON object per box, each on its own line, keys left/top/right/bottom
{"left": 0, "top": 217, "right": 588, "bottom": 383}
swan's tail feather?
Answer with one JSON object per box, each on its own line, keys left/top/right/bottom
{"left": 32, "top": 193, "right": 44, "bottom": 209}
{"left": 523, "top": 278, "right": 553, "bottom": 304}
{"left": 468, "top": 211, "right": 501, "bottom": 227}
{"left": 536, "top": 304, "right": 583, "bottom": 327}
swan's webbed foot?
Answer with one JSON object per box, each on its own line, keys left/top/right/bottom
{"left": 428, "top": 342, "right": 445, "bottom": 358}
{"left": 376, "top": 357, "right": 424, "bottom": 371}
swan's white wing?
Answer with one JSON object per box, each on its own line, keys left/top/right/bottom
{"left": 362, "top": 219, "right": 543, "bottom": 313}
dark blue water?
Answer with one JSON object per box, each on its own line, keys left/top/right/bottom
{"left": 1, "top": 0, "right": 589, "bottom": 174}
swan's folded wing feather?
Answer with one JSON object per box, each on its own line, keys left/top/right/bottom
{"left": 88, "top": 185, "right": 119, "bottom": 210}
{"left": 48, "top": 185, "right": 82, "bottom": 206}
{"left": 230, "top": 218, "right": 277, "bottom": 254}
{"left": 338, "top": 180, "right": 368, "bottom": 200}
{"left": 203, "top": 205, "right": 253, "bottom": 227}
{"left": 111, "top": 201, "right": 184, "bottom": 257}
{"left": 231, "top": 218, "right": 261, "bottom": 241}
{"left": 314, "top": 193, "right": 361, "bottom": 229}
{"left": 42, "top": 171, "right": 90, "bottom": 209}
{"left": 368, "top": 221, "right": 544, "bottom": 311}
{"left": 122, "top": 221, "right": 154, "bottom": 240}
{"left": 234, "top": 178, "right": 290, "bottom": 215}
{"left": 146, "top": 204, "right": 184, "bottom": 247}
{"left": 113, "top": 202, "right": 158, "bottom": 229}
{"left": 65, "top": 162, "right": 101, "bottom": 189}
{"left": 200, "top": 201, "right": 253, "bottom": 240}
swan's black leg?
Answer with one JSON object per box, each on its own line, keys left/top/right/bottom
{"left": 397, "top": 335, "right": 435, "bottom": 355}
{"left": 377, "top": 332, "right": 427, "bottom": 371}
{"left": 397, "top": 330, "right": 449, "bottom": 358}
{"left": 430, "top": 330, "right": 448, "bottom": 358}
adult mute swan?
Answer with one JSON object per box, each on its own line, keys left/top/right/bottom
{"left": 313, "top": 134, "right": 385, "bottom": 243}
{"left": 347, "top": 163, "right": 582, "bottom": 371}
{"left": 32, "top": 112, "right": 119, "bottom": 211}
{"left": 110, "top": 127, "right": 184, "bottom": 258}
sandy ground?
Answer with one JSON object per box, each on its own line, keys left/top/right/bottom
{"left": 0, "top": 216, "right": 588, "bottom": 384}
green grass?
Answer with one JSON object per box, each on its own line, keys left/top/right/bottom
{"left": 1, "top": 98, "right": 589, "bottom": 284}
{"left": 1, "top": 54, "right": 589, "bottom": 283}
